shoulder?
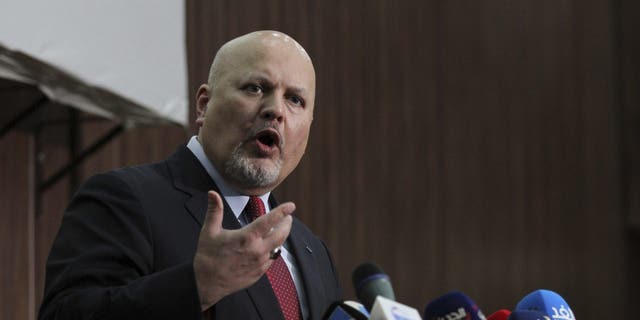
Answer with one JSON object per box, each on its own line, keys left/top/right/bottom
{"left": 81, "top": 145, "right": 192, "bottom": 194}
{"left": 79, "top": 160, "right": 170, "bottom": 196}
{"left": 110, "top": 160, "right": 169, "bottom": 186}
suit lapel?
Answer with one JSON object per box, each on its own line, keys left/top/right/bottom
{"left": 167, "top": 146, "right": 241, "bottom": 230}
{"left": 289, "top": 219, "right": 326, "bottom": 319}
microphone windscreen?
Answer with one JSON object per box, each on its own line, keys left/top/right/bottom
{"left": 352, "top": 262, "right": 395, "bottom": 311}
{"left": 515, "top": 289, "right": 575, "bottom": 320}
{"left": 508, "top": 310, "right": 550, "bottom": 320}
{"left": 423, "top": 291, "right": 486, "bottom": 320}
{"left": 487, "top": 309, "right": 512, "bottom": 320}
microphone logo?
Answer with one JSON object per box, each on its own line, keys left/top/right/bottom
{"left": 550, "top": 305, "right": 574, "bottom": 320}
{"left": 433, "top": 307, "right": 468, "bottom": 320}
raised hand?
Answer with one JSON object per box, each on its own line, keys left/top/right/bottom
{"left": 193, "top": 190, "right": 294, "bottom": 310}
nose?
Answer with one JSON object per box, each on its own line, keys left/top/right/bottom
{"left": 260, "top": 94, "right": 285, "bottom": 123}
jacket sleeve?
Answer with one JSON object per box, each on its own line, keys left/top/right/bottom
{"left": 38, "top": 172, "right": 203, "bottom": 320}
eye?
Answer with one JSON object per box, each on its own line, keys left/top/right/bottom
{"left": 243, "top": 84, "right": 263, "bottom": 94}
{"left": 287, "top": 95, "right": 305, "bottom": 107}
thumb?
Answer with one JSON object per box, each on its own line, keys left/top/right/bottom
{"left": 202, "top": 190, "right": 224, "bottom": 236}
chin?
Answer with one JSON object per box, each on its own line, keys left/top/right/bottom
{"left": 224, "top": 152, "right": 282, "bottom": 189}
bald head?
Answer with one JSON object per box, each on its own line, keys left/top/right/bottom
{"left": 195, "top": 30, "right": 317, "bottom": 195}
{"left": 208, "top": 31, "right": 314, "bottom": 89}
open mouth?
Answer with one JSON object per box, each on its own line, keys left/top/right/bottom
{"left": 255, "top": 129, "right": 280, "bottom": 149}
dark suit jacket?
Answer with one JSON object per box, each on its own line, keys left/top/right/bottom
{"left": 39, "top": 146, "right": 341, "bottom": 319}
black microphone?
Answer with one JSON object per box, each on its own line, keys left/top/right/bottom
{"left": 351, "top": 262, "right": 421, "bottom": 319}
{"left": 351, "top": 262, "right": 396, "bottom": 312}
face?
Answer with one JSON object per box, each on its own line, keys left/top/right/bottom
{"left": 196, "top": 33, "right": 315, "bottom": 195}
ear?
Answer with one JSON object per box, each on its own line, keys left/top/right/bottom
{"left": 195, "top": 84, "right": 210, "bottom": 128}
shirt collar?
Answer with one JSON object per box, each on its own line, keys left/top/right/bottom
{"left": 186, "top": 136, "right": 271, "bottom": 220}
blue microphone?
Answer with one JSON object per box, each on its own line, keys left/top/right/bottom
{"left": 515, "top": 289, "right": 575, "bottom": 320}
{"left": 508, "top": 310, "right": 551, "bottom": 320}
{"left": 423, "top": 291, "right": 486, "bottom": 320}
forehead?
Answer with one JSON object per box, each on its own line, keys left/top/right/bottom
{"left": 215, "top": 35, "right": 316, "bottom": 93}
{"left": 241, "top": 51, "right": 313, "bottom": 90}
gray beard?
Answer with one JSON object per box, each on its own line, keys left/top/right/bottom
{"left": 224, "top": 143, "right": 282, "bottom": 188}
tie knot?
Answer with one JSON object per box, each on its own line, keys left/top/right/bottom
{"left": 246, "top": 196, "right": 266, "bottom": 222}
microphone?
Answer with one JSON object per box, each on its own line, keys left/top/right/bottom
{"left": 423, "top": 291, "right": 487, "bottom": 320}
{"left": 487, "top": 309, "right": 512, "bottom": 320}
{"left": 352, "top": 262, "right": 396, "bottom": 311}
{"left": 508, "top": 310, "right": 550, "bottom": 320}
{"left": 322, "top": 300, "right": 369, "bottom": 320}
{"left": 351, "top": 262, "right": 420, "bottom": 320}
{"left": 515, "top": 289, "right": 575, "bottom": 320}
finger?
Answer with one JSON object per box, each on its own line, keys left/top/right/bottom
{"left": 259, "top": 256, "right": 274, "bottom": 273}
{"left": 202, "top": 190, "right": 224, "bottom": 236}
{"left": 262, "top": 215, "right": 293, "bottom": 249}
{"left": 248, "top": 202, "right": 296, "bottom": 236}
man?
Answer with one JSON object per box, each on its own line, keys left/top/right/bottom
{"left": 39, "top": 31, "right": 342, "bottom": 319}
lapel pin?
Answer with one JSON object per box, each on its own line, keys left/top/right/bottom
{"left": 305, "top": 245, "right": 313, "bottom": 254}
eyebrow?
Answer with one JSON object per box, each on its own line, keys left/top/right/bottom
{"left": 244, "top": 73, "right": 310, "bottom": 97}
{"left": 287, "top": 85, "right": 309, "bottom": 97}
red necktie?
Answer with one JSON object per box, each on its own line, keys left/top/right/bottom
{"left": 246, "top": 196, "right": 302, "bottom": 320}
